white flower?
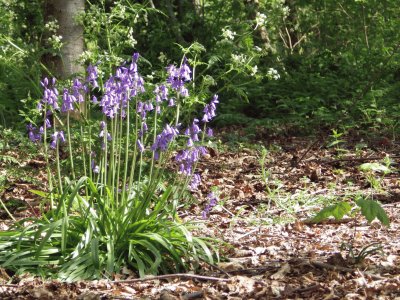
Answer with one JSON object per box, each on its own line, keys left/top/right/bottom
{"left": 231, "top": 53, "right": 247, "bottom": 65}
{"left": 267, "top": 68, "right": 280, "bottom": 80}
{"left": 251, "top": 65, "right": 258, "bottom": 76}
{"left": 222, "top": 28, "right": 236, "bottom": 41}
{"left": 282, "top": 6, "right": 290, "bottom": 18}
{"left": 127, "top": 27, "right": 137, "bottom": 47}
{"left": 255, "top": 12, "right": 267, "bottom": 29}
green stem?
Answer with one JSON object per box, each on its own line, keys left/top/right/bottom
{"left": 121, "top": 101, "right": 130, "bottom": 204}
{"left": 42, "top": 111, "right": 54, "bottom": 209}
{"left": 127, "top": 105, "right": 139, "bottom": 199}
{"left": 115, "top": 107, "right": 124, "bottom": 207}
{"left": 66, "top": 113, "right": 75, "bottom": 180}
{"left": 149, "top": 108, "right": 158, "bottom": 183}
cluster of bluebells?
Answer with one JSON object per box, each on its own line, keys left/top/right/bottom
{"left": 151, "top": 124, "right": 179, "bottom": 160}
{"left": 29, "top": 63, "right": 100, "bottom": 145}
{"left": 27, "top": 111, "right": 53, "bottom": 143}
{"left": 27, "top": 123, "right": 43, "bottom": 143}
{"left": 202, "top": 95, "right": 219, "bottom": 123}
{"left": 202, "top": 192, "right": 218, "bottom": 219}
{"left": 61, "top": 79, "right": 86, "bottom": 112}
{"left": 30, "top": 52, "right": 221, "bottom": 220}
{"left": 38, "top": 78, "right": 59, "bottom": 111}
{"left": 175, "top": 94, "right": 219, "bottom": 191}
{"left": 166, "top": 58, "right": 191, "bottom": 97}
{"left": 100, "top": 53, "right": 144, "bottom": 119}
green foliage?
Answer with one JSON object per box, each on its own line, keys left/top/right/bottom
{"left": 0, "top": 51, "right": 220, "bottom": 280}
{"left": 340, "top": 242, "right": 384, "bottom": 264}
{"left": 312, "top": 196, "right": 390, "bottom": 227}
{"left": 0, "top": 178, "right": 216, "bottom": 281}
{"left": 356, "top": 197, "right": 390, "bottom": 226}
{"left": 359, "top": 162, "right": 391, "bottom": 174}
{"left": 312, "top": 202, "right": 352, "bottom": 222}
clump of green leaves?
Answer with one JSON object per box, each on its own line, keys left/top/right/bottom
{"left": 311, "top": 195, "right": 390, "bottom": 226}
{"left": 0, "top": 53, "right": 219, "bottom": 281}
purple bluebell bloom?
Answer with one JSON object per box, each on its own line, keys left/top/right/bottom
{"left": 39, "top": 77, "right": 59, "bottom": 111}
{"left": 86, "top": 64, "right": 99, "bottom": 88}
{"left": 99, "top": 53, "right": 145, "bottom": 119}
{"left": 27, "top": 124, "right": 42, "bottom": 143}
{"left": 50, "top": 131, "right": 65, "bottom": 149}
{"left": 202, "top": 192, "right": 218, "bottom": 219}
{"left": 151, "top": 124, "right": 179, "bottom": 155}
{"left": 137, "top": 139, "right": 145, "bottom": 152}
{"left": 175, "top": 146, "right": 208, "bottom": 176}
{"left": 166, "top": 59, "right": 191, "bottom": 97}
{"left": 61, "top": 88, "right": 76, "bottom": 112}
{"left": 202, "top": 95, "right": 219, "bottom": 123}
{"left": 189, "top": 173, "right": 201, "bottom": 191}
{"left": 91, "top": 160, "right": 100, "bottom": 174}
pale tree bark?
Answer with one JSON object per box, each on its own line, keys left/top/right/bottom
{"left": 44, "top": 0, "right": 85, "bottom": 79}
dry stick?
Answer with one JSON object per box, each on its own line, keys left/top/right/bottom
{"left": 112, "top": 273, "right": 230, "bottom": 284}
{"left": 200, "top": 258, "right": 232, "bottom": 278}
{"left": 0, "top": 284, "right": 18, "bottom": 287}
{"left": 288, "top": 137, "right": 323, "bottom": 172}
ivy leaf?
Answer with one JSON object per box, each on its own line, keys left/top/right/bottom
{"left": 356, "top": 198, "right": 390, "bottom": 226}
{"left": 312, "top": 202, "right": 352, "bottom": 223}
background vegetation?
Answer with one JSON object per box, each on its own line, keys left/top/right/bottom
{"left": 1, "top": 0, "right": 399, "bottom": 134}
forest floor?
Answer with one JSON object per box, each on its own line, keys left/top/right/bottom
{"left": 0, "top": 128, "right": 399, "bottom": 299}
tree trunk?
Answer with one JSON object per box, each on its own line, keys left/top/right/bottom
{"left": 43, "top": 0, "right": 85, "bottom": 79}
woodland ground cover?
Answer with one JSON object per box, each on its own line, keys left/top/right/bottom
{"left": 0, "top": 0, "right": 400, "bottom": 298}
{"left": 0, "top": 129, "right": 399, "bottom": 298}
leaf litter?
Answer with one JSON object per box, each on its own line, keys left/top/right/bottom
{"left": 0, "top": 130, "right": 399, "bottom": 299}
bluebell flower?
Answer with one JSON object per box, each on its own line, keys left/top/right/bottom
{"left": 86, "top": 64, "right": 99, "bottom": 89}
{"left": 61, "top": 88, "right": 76, "bottom": 112}
{"left": 50, "top": 131, "right": 65, "bottom": 149}
{"left": 166, "top": 59, "right": 191, "bottom": 97}
{"left": 189, "top": 173, "right": 201, "bottom": 191}
{"left": 151, "top": 124, "right": 179, "bottom": 154}
{"left": 137, "top": 139, "right": 145, "bottom": 152}
{"left": 202, "top": 192, "right": 218, "bottom": 219}
{"left": 27, "top": 124, "right": 42, "bottom": 143}
{"left": 202, "top": 95, "right": 219, "bottom": 123}
{"left": 40, "top": 77, "right": 59, "bottom": 111}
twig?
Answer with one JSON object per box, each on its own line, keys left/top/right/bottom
{"left": 303, "top": 218, "right": 355, "bottom": 225}
{"left": 0, "top": 284, "right": 18, "bottom": 287}
{"left": 289, "top": 138, "right": 322, "bottom": 172}
{"left": 200, "top": 258, "right": 231, "bottom": 278}
{"left": 236, "top": 227, "right": 261, "bottom": 241}
{"left": 112, "top": 273, "right": 230, "bottom": 284}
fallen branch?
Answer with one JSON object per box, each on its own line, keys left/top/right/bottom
{"left": 0, "top": 284, "right": 18, "bottom": 287}
{"left": 112, "top": 273, "right": 230, "bottom": 284}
